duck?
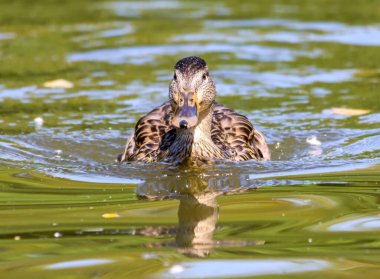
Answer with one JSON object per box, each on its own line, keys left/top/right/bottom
{"left": 118, "top": 56, "right": 270, "bottom": 165}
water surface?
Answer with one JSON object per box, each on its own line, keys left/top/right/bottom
{"left": 1, "top": 0, "right": 380, "bottom": 278}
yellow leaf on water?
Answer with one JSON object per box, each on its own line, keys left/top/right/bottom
{"left": 354, "top": 68, "right": 380, "bottom": 78}
{"left": 102, "top": 213, "right": 120, "bottom": 219}
{"left": 43, "top": 79, "right": 74, "bottom": 89}
{"left": 329, "top": 107, "right": 370, "bottom": 116}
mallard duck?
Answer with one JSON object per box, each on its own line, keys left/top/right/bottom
{"left": 118, "top": 56, "right": 270, "bottom": 165}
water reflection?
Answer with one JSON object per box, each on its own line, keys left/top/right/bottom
{"left": 162, "top": 259, "right": 330, "bottom": 278}
{"left": 176, "top": 191, "right": 219, "bottom": 258}
{"left": 137, "top": 169, "right": 262, "bottom": 258}
{"left": 45, "top": 259, "right": 113, "bottom": 270}
{"left": 312, "top": 215, "right": 380, "bottom": 232}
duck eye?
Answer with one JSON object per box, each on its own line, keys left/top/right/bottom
{"left": 173, "top": 74, "right": 177, "bottom": 81}
{"left": 202, "top": 72, "right": 208, "bottom": 80}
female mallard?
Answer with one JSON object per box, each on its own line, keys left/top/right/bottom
{"left": 118, "top": 56, "right": 270, "bottom": 165}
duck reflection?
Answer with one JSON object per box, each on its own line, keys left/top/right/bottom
{"left": 137, "top": 169, "right": 263, "bottom": 258}
{"left": 176, "top": 191, "right": 219, "bottom": 257}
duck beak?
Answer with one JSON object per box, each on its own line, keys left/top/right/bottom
{"left": 172, "top": 93, "right": 199, "bottom": 129}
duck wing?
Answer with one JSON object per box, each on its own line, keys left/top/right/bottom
{"left": 211, "top": 103, "right": 270, "bottom": 161}
{"left": 118, "top": 102, "right": 174, "bottom": 162}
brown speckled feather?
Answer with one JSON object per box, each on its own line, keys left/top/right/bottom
{"left": 119, "top": 101, "right": 270, "bottom": 163}
{"left": 120, "top": 102, "right": 174, "bottom": 162}
{"left": 212, "top": 103, "right": 270, "bottom": 161}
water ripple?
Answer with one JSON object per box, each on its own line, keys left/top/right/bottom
{"left": 328, "top": 216, "right": 380, "bottom": 232}
{"left": 45, "top": 259, "right": 113, "bottom": 270}
{"left": 161, "top": 259, "right": 331, "bottom": 278}
{"left": 67, "top": 44, "right": 319, "bottom": 64}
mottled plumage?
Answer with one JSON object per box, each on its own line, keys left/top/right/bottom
{"left": 211, "top": 104, "right": 270, "bottom": 161}
{"left": 118, "top": 56, "right": 270, "bottom": 165}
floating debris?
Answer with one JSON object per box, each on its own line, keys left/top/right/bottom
{"left": 54, "top": 150, "right": 62, "bottom": 158}
{"left": 306, "top": 135, "right": 322, "bottom": 146}
{"left": 328, "top": 107, "right": 370, "bottom": 116}
{"left": 14, "top": 235, "right": 21, "bottom": 241}
{"left": 102, "top": 213, "right": 120, "bottom": 219}
{"left": 34, "top": 116, "right": 44, "bottom": 128}
{"left": 43, "top": 79, "right": 74, "bottom": 89}
{"left": 54, "top": 232, "right": 62, "bottom": 238}
{"left": 169, "top": 265, "right": 185, "bottom": 274}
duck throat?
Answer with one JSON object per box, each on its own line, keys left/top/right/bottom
{"left": 165, "top": 106, "right": 222, "bottom": 165}
{"left": 165, "top": 128, "right": 194, "bottom": 165}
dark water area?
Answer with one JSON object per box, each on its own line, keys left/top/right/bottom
{"left": 1, "top": 0, "right": 380, "bottom": 278}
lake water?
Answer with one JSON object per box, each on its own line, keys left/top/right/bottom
{"left": 1, "top": 0, "right": 380, "bottom": 278}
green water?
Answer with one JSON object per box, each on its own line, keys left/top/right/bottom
{"left": 1, "top": 0, "right": 380, "bottom": 278}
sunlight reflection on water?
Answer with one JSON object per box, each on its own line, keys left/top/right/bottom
{"left": 328, "top": 216, "right": 380, "bottom": 232}
{"left": 161, "top": 259, "right": 330, "bottom": 278}
{"left": 67, "top": 43, "right": 319, "bottom": 64}
{"left": 204, "top": 19, "right": 380, "bottom": 46}
{"left": 45, "top": 259, "right": 113, "bottom": 270}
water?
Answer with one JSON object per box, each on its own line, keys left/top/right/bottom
{"left": 1, "top": 0, "right": 380, "bottom": 278}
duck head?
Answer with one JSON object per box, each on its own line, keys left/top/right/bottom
{"left": 169, "top": 56, "right": 216, "bottom": 129}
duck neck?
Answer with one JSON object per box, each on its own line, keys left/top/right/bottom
{"left": 190, "top": 104, "right": 226, "bottom": 161}
{"left": 193, "top": 105, "right": 214, "bottom": 143}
